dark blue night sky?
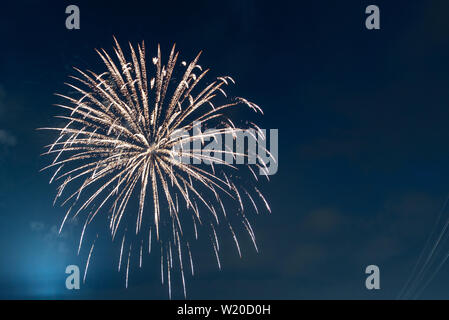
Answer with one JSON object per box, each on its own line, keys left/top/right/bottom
{"left": 1, "top": 0, "right": 449, "bottom": 299}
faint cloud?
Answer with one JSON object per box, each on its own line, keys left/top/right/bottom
{"left": 0, "top": 130, "right": 17, "bottom": 146}
{"left": 354, "top": 192, "right": 440, "bottom": 265}
{"left": 281, "top": 243, "right": 328, "bottom": 276}
{"left": 29, "top": 221, "right": 74, "bottom": 254}
{"left": 301, "top": 208, "right": 343, "bottom": 234}
{"left": 358, "top": 235, "right": 402, "bottom": 262}
{"left": 29, "top": 221, "right": 45, "bottom": 232}
{"left": 0, "top": 85, "right": 17, "bottom": 148}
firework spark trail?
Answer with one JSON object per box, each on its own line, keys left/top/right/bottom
{"left": 40, "top": 38, "right": 273, "bottom": 296}
{"left": 84, "top": 235, "right": 98, "bottom": 283}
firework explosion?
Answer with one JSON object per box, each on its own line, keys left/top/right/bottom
{"left": 40, "top": 38, "right": 272, "bottom": 297}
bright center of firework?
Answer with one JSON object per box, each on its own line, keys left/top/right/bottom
{"left": 147, "top": 145, "right": 156, "bottom": 155}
